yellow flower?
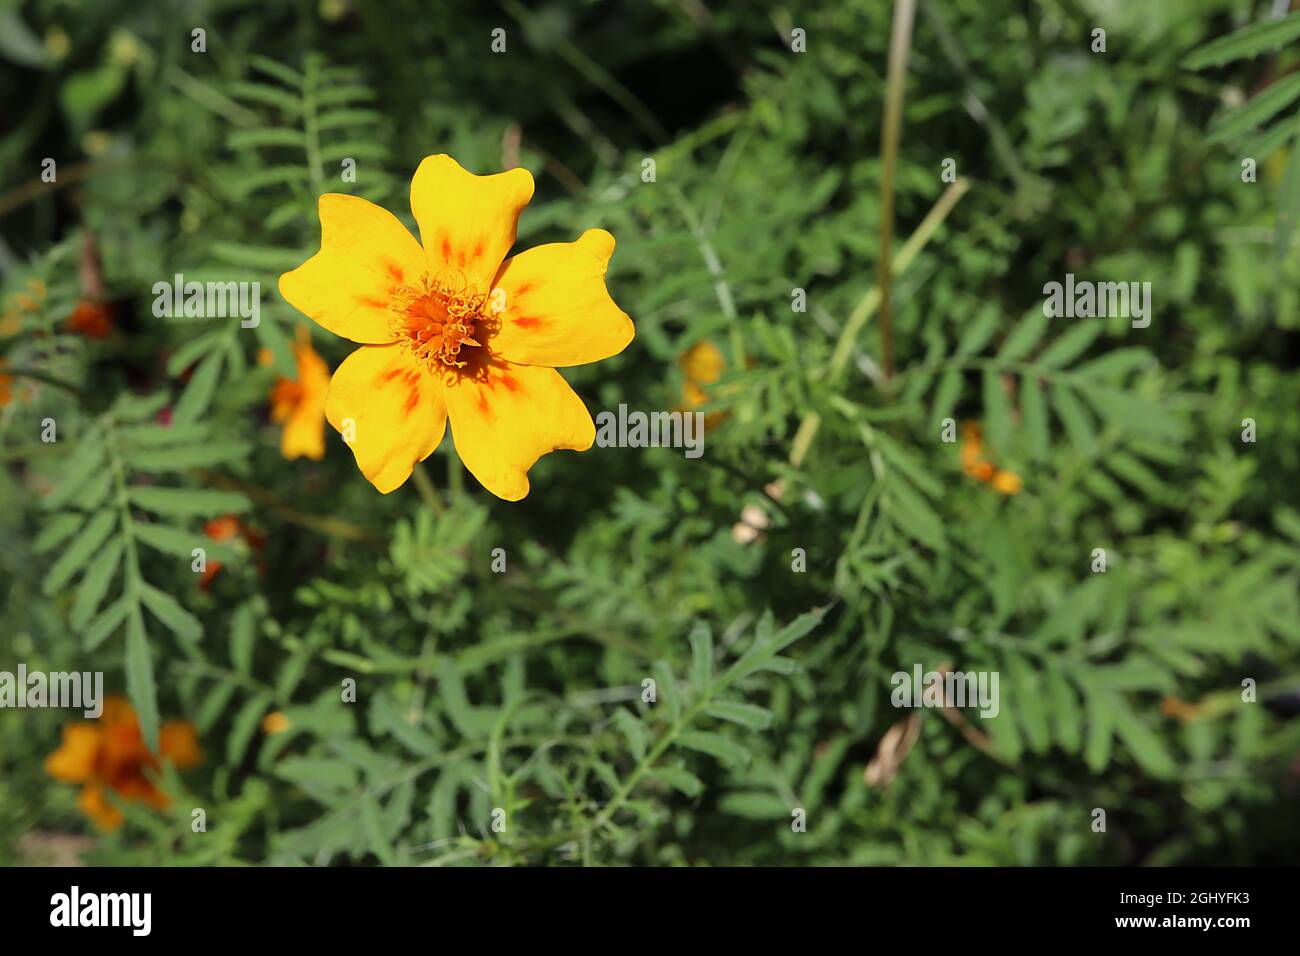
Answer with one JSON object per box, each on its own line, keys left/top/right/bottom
{"left": 45, "top": 696, "right": 202, "bottom": 832}
{"left": 261, "top": 711, "right": 291, "bottom": 735}
{"left": 279, "top": 154, "right": 634, "bottom": 500}
{"left": 990, "top": 469, "right": 1022, "bottom": 496}
{"left": 678, "top": 339, "right": 727, "bottom": 431}
{"left": 270, "top": 327, "right": 330, "bottom": 461}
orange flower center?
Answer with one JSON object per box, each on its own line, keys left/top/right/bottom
{"left": 389, "top": 273, "right": 485, "bottom": 369}
{"left": 270, "top": 377, "right": 304, "bottom": 416}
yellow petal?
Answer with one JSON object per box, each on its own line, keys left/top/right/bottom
{"left": 486, "top": 229, "right": 634, "bottom": 368}
{"left": 444, "top": 360, "right": 594, "bottom": 501}
{"left": 325, "top": 345, "right": 448, "bottom": 493}
{"left": 45, "top": 724, "right": 102, "bottom": 782}
{"left": 280, "top": 333, "right": 330, "bottom": 461}
{"left": 279, "top": 194, "right": 425, "bottom": 344}
{"left": 410, "top": 154, "right": 534, "bottom": 290}
{"left": 679, "top": 339, "right": 725, "bottom": 385}
{"left": 159, "top": 721, "right": 202, "bottom": 770}
{"left": 282, "top": 405, "right": 326, "bottom": 461}
{"left": 78, "top": 783, "right": 124, "bottom": 832}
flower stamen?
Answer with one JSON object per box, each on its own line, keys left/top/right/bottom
{"left": 389, "top": 273, "right": 486, "bottom": 369}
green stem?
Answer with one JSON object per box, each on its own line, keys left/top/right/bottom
{"left": 4, "top": 366, "right": 88, "bottom": 398}
{"left": 877, "top": 0, "right": 918, "bottom": 387}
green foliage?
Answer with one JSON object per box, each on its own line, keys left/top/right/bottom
{"left": 2, "top": 0, "right": 1300, "bottom": 867}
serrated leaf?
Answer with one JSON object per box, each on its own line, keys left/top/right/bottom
{"left": 226, "top": 80, "right": 301, "bottom": 113}
{"left": 650, "top": 765, "right": 703, "bottom": 797}
{"left": 718, "top": 791, "right": 789, "bottom": 819}
{"left": 1111, "top": 699, "right": 1177, "bottom": 778}
{"left": 1083, "top": 688, "right": 1116, "bottom": 772}
{"left": 139, "top": 582, "right": 202, "bottom": 644}
{"left": 1274, "top": 121, "right": 1300, "bottom": 258}
{"left": 196, "top": 680, "right": 238, "bottom": 733}
{"left": 688, "top": 622, "right": 713, "bottom": 693}
{"left": 43, "top": 510, "right": 116, "bottom": 594}
{"left": 1051, "top": 385, "right": 1096, "bottom": 455}
{"left": 998, "top": 310, "right": 1050, "bottom": 362}
{"left": 125, "top": 605, "right": 159, "bottom": 751}
{"left": 249, "top": 54, "right": 303, "bottom": 88}
{"left": 209, "top": 240, "right": 303, "bottom": 272}
{"left": 173, "top": 351, "right": 224, "bottom": 425}
{"left": 932, "top": 367, "right": 963, "bottom": 423}
{"left": 1208, "top": 72, "right": 1300, "bottom": 144}
{"left": 83, "top": 595, "right": 132, "bottom": 650}
{"left": 230, "top": 602, "right": 257, "bottom": 674}
{"left": 1183, "top": 12, "right": 1300, "bottom": 69}
{"left": 228, "top": 692, "right": 273, "bottom": 764}
{"left": 34, "top": 513, "right": 85, "bottom": 554}
{"left": 612, "top": 708, "right": 648, "bottom": 761}
{"left": 126, "top": 441, "right": 251, "bottom": 471}
{"left": 651, "top": 660, "right": 680, "bottom": 720}
{"left": 679, "top": 731, "right": 751, "bottom": 767}
{"left": 254, "top": 316, "right": 297, "bottom": 377}
{"left": 1020, "top": 377, "right": 1049, "bottom": 461}
{"left": 71, "top": 537, "right": 124, "bottom": 629}
{"left": 956, "top": 306, "right": 999, "bottom": 355}
{"left": 1047, "top": 668, "right": 1083, "bottom": 755}
{"left": 128, "top": 486, "right": 250, "bottom": 517}
{"left": 228, "top": 127, "right": 302, "bottom": 150}
{"left": 1038, "top": 321, "right": 1103, "bottom": 368}
{"left": 42, "top": 438, "right": 105, "bottom": 510}
{"left": 135, "top": 522, "right": 232, "bottom": 562}
{"left": 982, "top": 369, "right": 1013, "bottom": 452}
{"left": 703, "top": 700, "right": 772, "bottom": 730}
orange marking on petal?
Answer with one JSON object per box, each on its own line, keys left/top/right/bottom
{"left": 513, "top": 281, "right": 535, "bottom": 297}
{"left": 440, "top": 236, "right": 453, "bottom": 261}
{"left": 357, "top": 295, "right": 388, "bottom": 310}
{"left": 476, "top": 391, "right": 491, "bottom": 414}
{"left": 381, "top": 367, "right": 404, "bottom": 384}
{"left": 513, "top": 316, "right": 541, "bottom": 329}
{"left": 383, "top": 260, "right": 405, "bottom": 284}
{"left": 404, "top": 387, "right": 420, "bottom": 415}
{"left": 499, "top": 373, "right": 521, "bottom": 393}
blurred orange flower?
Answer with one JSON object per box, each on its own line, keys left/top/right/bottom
{"left": 678, "top": 339, "right": 727, "bottom": 431}
{"left": 2, "top": 278, "right": 46, "bottom": 335}
{"left": 261, "top": 711, "right": 291, "bottom": 735}
{"left": 270, "top": 327, "right": 330, "bottom": 461}
{"left": 959, "top": 421, "right": 1022, "bottom": 496}
{"left": 45, "top": 696, "right": 201, "bottom": 832}
{"left": 200, "top": 514, "right": 264, "bottom": 589}
{"left": 65, "top": 299, "right": 114, "bottom": 339}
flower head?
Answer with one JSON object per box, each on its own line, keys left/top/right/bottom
{"left": 959, "top": 421, "right": 1022, "bottom": 496}
{"left": 678, "top": 339, "right": 728, "bottom": 432}
{"left": 45, "top": 696, "right": 201, "bottom": 832}
{"left": 279, "top": 154, "right": 634, "bottom": 500}
{"left": 65, "top": 299, "right": 114, "bottom": 339}
{"left": 270, "top": 327, "right": 330, "bottom": 461}
{"left": 199, "top": 514, "right": 263, "bottom": 589}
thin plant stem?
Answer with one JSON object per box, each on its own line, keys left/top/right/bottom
{"left": 878, "top": 0, "right": 919, "bottom": 387}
